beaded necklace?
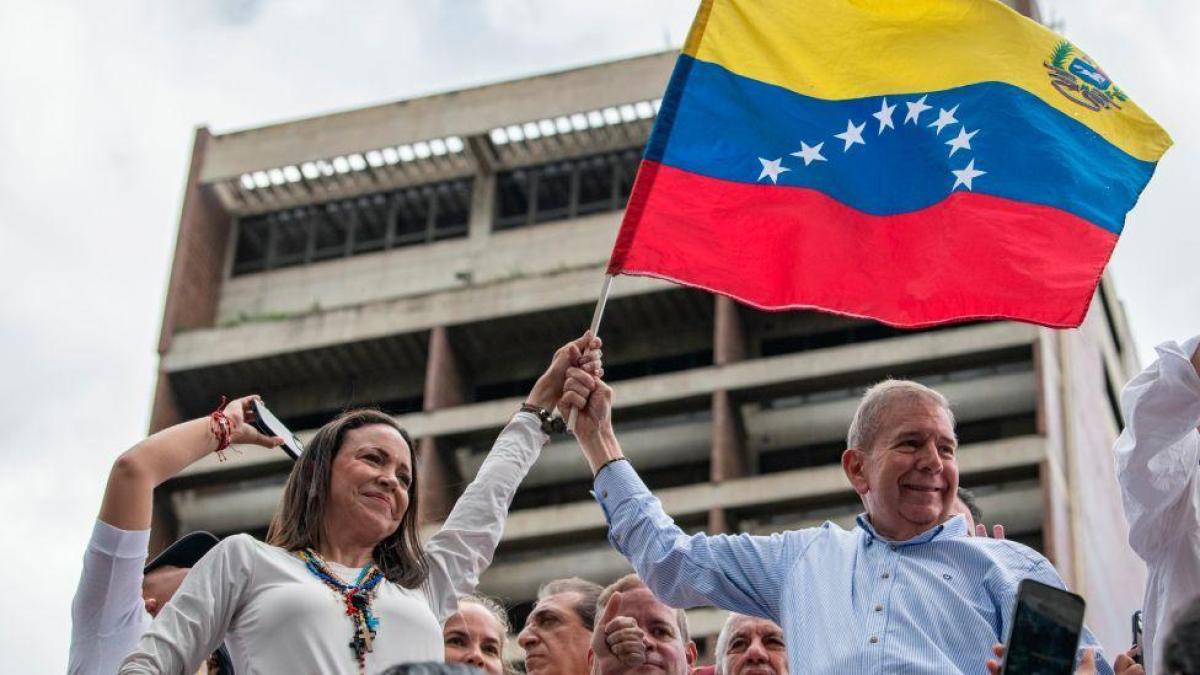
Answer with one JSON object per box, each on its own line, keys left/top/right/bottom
{"left": 297, "top": 548, "right": 386, "bottom": 674}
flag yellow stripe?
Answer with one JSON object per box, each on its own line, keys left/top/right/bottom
{"left": 684, "top": 0, "right": 1170, "bottom": 162}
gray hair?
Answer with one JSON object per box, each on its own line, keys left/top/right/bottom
{"left": 846, "top": 379, "right": 954, "bottom": 450}
{"left": 454, "top": 594, "right": 516, "bottom": 675}
{"left": 537, "top": 577, "right": 604, "bottom": 631}
{"left": 714, "top": 614, "right": 783, "bottom": 675}
{"left": 457, "top": 593, "right": 511, "bottom": 636}
{"left": 713, "top": 614, "right": 741, "bottom": 675}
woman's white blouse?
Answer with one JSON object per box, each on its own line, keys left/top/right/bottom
{"left": 120, "top": 412, "right": 548, "bottom": 674}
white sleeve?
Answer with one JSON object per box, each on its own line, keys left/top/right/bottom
{"left": 422, "top": 412, "right": 547, "bottom": 622}
{"left": 1114, "top": 335, "right": 1200, "bottom": 558}
{"left": 119, "top": 535, "right": 256, "bottom": 674}
{"left": 69, "top": 521, "right": 151, "bottom": 673}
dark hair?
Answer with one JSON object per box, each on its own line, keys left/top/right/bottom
{"left": 537, "top": 577, "right": 604, "bottom": 631}
{"left": 1164, "top": 595, "right": 1200, "bottom": 675}
{"left": 956, "top": 487, "right": 984, "bottom": 522}
{"left": 266, "top": 408, "right": 428, "bottom": 588}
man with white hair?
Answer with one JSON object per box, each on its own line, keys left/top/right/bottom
{"left": 562, "top": 374, "right": 1113, "bottom": 674}
{"left": 714, "top": 614, "right": 788, "bottom": 675}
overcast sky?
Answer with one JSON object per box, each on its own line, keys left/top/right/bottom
{"left": 0, "top": 1, "right": 1195, "bottom": 671}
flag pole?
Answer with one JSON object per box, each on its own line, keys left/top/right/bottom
{"left": 567, "top": 274, "right": 614, "bottom": 432}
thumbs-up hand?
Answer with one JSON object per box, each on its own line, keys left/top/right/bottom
{"left": 593, "top": 591, "right": 647, "bottom": 668}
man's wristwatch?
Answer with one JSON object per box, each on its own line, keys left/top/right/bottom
{"left": 519, "top": 403, "right": 567, "bottom": 434}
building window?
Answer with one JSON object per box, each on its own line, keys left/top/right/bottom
{"left": 231, "top": 177, "right": 473, "bottom": 276}
{"left": 494, "top": 147, "right": 644, "bottom": 231}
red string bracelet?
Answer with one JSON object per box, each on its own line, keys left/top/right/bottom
{"left": 210, "top": 396, "right": 233, "bottom": 461}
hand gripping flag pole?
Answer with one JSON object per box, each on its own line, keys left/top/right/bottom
{"left": 566, "top": 274, "right": 614, "bottom": 433}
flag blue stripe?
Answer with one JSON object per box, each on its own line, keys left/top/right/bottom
{"left": 645, "top": 55, "right": 1156, "bottom": 235}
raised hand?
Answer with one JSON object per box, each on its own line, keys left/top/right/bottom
{"left": 593, "top": 591, "right": 646, "bottom": 669}
{"left": 224, "top": 395, "right": 285, "bottom": 448}
{"left": 1113, "top": 647, "right": 1144, "bottom": 675}
{"left": 975, "top": 523, "right": 1006, "bottom": 539}
{"left": 527, "top": 332, "right": 604, "bottom": 411}
{"left": 559, "top": 365, "right": 613, "bottom": 443}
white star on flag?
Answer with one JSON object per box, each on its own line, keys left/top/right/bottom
{"left": 833, "top": 119, "right": 866, "bottom": 151}
{"left": 946, "top": 127, "right": 978, "bottom": 157}
{"left": 873, "top": 98, "right": 896, "bottom": 134}
{"left": 790, "top": 141, "right": 827, "bottom": 166}
{"left": 758, "top": 157, "right": 791, "bottom": 184}
{"left": 928, "top": 105, "right": 960, "bottom": 135}
{"left": 904, "top": 95, "right": 931, "bottom": 124}
{"left": 951, "top": 159, "right": 986, "bottom": 191}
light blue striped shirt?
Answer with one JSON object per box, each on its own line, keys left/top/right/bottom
{"left": 594, "top": 460, "right": 1112, "bottom": 675}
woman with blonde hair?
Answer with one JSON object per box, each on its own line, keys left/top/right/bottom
{"left": 121, "top": 333, "right": 602, "bottom": 675}
{"left": 443, "top": 594, "right": 513, "bottom": 675}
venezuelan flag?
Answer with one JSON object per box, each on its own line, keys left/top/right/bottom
{"left": 607, "top": 0, "right": 1171, "bottom": 328}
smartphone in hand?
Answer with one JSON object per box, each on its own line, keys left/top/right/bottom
{"left": 1000, "top": 579, "right": 1087, "bottom": 675}
{"left": 250, "top": 399, "right": 304, "bottom": 459}
{"left": 1131, "top": 610, "right": 1144, "bottom": 666}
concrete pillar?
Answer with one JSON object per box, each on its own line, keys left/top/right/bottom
{"left": 467, "top": 134, "right": 497, "bottom": 245}
{"left": 709, "top": 296, "right": 749, "bottom": 532}
{"left": 418, "top": 326, "right": 468, "bottom": 524}
{"left": 713, "top": 296, "right": 746, "bottom": 366}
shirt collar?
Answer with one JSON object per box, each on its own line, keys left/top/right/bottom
{"left": 855, "top": 513, "right": 967, "bottom": 545}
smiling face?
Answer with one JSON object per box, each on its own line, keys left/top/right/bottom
{"left": 592, "top": 588, "right": 696, "bottom": 675}
{"left": 444, "top": 601, "right": 506, "bottom": 675}
{"left": 323, "top": 423, "right": 412, "bottom": 547}
{"left": 520, "top": 591, "right": 592, "bottom": 675}
{"left": 843, "top": 395, "right": 958, "bottom": 541}
{"left": 720, "top": 615, "right": 788, "bottom": 675}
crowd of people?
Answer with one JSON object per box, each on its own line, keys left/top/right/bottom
{"left": 66, "top": 330, "right": 1199, "bottom": 674}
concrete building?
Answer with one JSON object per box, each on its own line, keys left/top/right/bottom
{"left": 149, "top": 18, "right": 1145, "bottom": 661}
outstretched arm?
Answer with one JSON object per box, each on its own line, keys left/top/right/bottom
{"left": 562, "top": 369, "right": 803, "bottom": 622}
{"left": 72, "top": 398, "right": 280, "bottom": 672}
{"left": 99, "top": 395, "right": 283, "bottom": 530}
{"left": 423, "top": 333, "right": 602, "bottom": 621}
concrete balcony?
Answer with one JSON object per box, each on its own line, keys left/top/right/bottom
{"left": 173, "top": 433, "right": 1045, "bottom": 545}
{"left": 176, "top": 321, "right": 1036, "bottom": 480}
{"left": 457, "top": 368, "right": 1037, "bottom": 489}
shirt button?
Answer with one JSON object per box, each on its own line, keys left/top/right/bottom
{"left": 874, "top": 604, "right": 883, "bottom": 612}
{"left": 889, "top": 544, "right": 897, "bottom": 551}
{"left": 881, "top": 572, "right": 890, "bottom": 579}
{"left": 602, "top": 490, "right": 608, "bottom": 498}
{"left": 869, "top": 636, "right": 879, "bottom": 644}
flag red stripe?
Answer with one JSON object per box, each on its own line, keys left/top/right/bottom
{"left": 608, "top": 161, "right": 1118, "bottom": 328}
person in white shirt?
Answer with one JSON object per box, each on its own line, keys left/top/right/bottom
{"left": 69, "top": 395, "right": 284, "bottom": 675}
{"left": 120, "top": 333, "right": 603, "bottom": 675}
{"left": 1115, "top": 334, "right": 1200, "bottom": 675}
